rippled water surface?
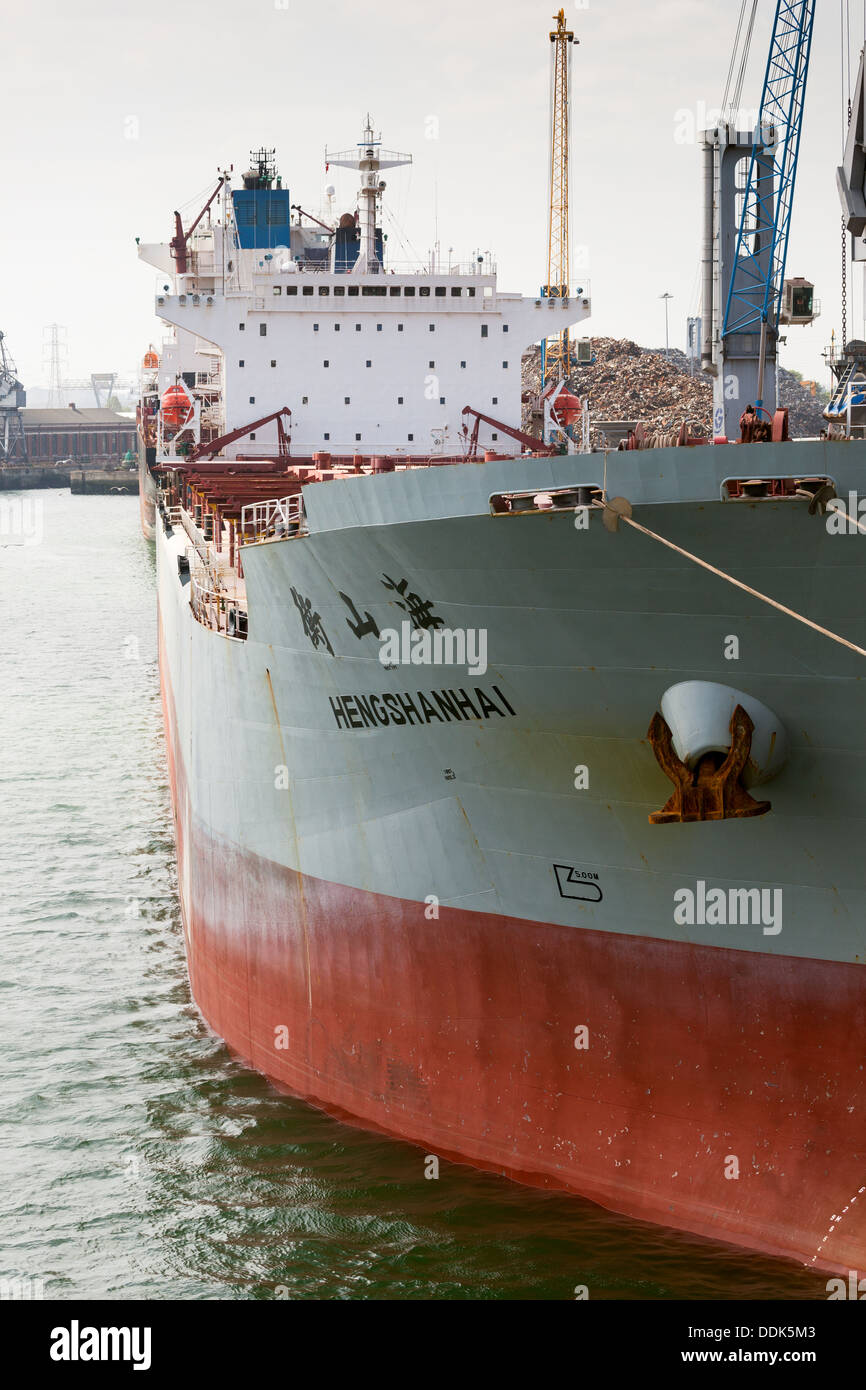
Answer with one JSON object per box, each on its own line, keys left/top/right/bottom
{"left": 0, "top": 489, "right": 828, "bottom": 1300}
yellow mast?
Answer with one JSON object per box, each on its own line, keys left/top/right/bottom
{"left": 544, "top": 8, "right": 575, "bottom": 384}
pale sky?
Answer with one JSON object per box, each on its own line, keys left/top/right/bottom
{"left": 0, "top": 0, "right": 860, "bottom": 394}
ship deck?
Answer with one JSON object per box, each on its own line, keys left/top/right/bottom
{"left": 155, "top": 451, "right": 559, "bottom": 639}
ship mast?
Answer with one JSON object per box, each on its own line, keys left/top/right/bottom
{"left": 325, "top": 116, "right": 411, "bottom": 274}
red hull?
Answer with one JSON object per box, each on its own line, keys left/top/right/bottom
{"left": 160, "top": 638, "right": 866, "bottom": 1276}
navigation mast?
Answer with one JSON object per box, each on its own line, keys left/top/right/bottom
{"left": 325, "top": 116, "right": 412, "bottom": 274}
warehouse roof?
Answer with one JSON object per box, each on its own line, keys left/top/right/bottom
{"left": 20, "top": 408, "right": 134, "bottom": 427}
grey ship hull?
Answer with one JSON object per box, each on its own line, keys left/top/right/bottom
{"left": 156, "top": 438, "right": 866, "bottom": 1272}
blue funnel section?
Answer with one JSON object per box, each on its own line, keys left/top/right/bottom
{"left": 334, "top": 223, "right": 384, "bottom": 273}
{"left": 232, "top": 188, "right": 291, "bottom": 249}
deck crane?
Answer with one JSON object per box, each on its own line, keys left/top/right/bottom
{"left": 706, "top": 1, "right": 817, "bottom": 439}
{"left": 189, "top": 407, "right": 292, "bottom": 463}
{"left": 461, "top": 405, "right": 558, "bottom": 458}
{"left": 541, "top": 9, "right": 577, "bottom": 386}
{"left": 170, "top": 176, "right": 228, "bottom": 276}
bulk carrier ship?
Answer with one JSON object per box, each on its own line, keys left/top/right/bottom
{"left": 137, "top": 6, "right": 866, "bottom": 1275}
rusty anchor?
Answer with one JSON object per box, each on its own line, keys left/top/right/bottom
{"left": 647, "top": 704, "right": 771, "bottom": 825}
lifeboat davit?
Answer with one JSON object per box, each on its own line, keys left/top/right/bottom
{"left": 161, "top": 383, "right": 191, "bottom": 430}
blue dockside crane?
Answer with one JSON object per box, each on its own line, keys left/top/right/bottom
{"left": 705, "top": 1, "right": 817, "bottom": 439}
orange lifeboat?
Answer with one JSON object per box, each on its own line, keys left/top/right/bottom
{"left": 143, "top": 347, "right": 159, "bottom": 370}
{"left": 161, "top": 383, "right": 191, "bottom": 430}
{"left": 550, "top": 389, "right": 582, "bottom": 428}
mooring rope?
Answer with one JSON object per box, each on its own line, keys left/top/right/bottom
{"left": 593, "top": 501, "right": 866, "bottom": 659}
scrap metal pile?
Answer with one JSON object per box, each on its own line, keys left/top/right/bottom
{"left": 778, "top": 368, "right": 831, "bottom": 437}
{"left": 521, "top": 339, "right": 829, "bottom": 444}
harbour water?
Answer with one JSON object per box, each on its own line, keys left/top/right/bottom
{"left": 0, "top": 490, "right": 829, "bottom": 1300}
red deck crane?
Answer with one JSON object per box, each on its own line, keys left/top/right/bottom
{"left": 190, "top": 407, "right": 292, "bottom": 462}
{"left": 461, "top": 405, "right": 558, "bottom": 459}
{"left": 170, "top": 177, "right": 228, "bottom": 275}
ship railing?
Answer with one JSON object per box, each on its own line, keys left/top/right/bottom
{"left": 189, "top": 574, "right": 248, "bottom": 640}
{"left": 379, "top": 259, "right": 498, "bottom": 277}
{"left": 240, "top": 494, "right": 307, "bottom": 544}
{"left": 187, "top": 543, "right": 241, "bottom": 595}
{"left": 253, "top": 258, "right": 498, "bottom": 279}
{"left": 184, "top": 251, "right": 216, "bottom": 277}
{"left": 179, "top": 509, "right": 212, "bottom": 567}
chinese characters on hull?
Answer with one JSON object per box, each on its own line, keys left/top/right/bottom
{"left": 292, "top": 574, "right": 444, "bottom": 654}
{"left": 290, "top": 586, "right": 333, "bottom": 655}
{"left": 380, "top": 574, "right": 444, "bottom": 632}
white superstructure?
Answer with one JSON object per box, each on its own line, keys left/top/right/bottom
{"left": 138, "top": 124, "right": 590, "bottom": 461}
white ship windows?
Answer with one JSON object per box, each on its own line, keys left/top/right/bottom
{"left": 503, "top": 323, "right": 509, "bottom": 331}
{"left": 460, "top": 360, "right": 466, "bottom": 368}
{"left": 334, "top": 323, "right": 341, "bottom": 331}
{"left": 302, "top": 286, "right": 314, "bottom": 296}
{"left": 273, "top": 286, "right": 282, "bottom": 295}
{"left": 260, "top": 324, "right": 268, "bottom": 335}
{"left": 313, "top": 323, "right": 319, "bottom": 331}
{"left": 355, "top": 323, "right": 362, "bottom": 332}
{"left": 491, "top": 432, "right": 498, "bottom": 440}
{"left": 286, "top": 285, "right": 298, "bottom": 295}
{"left": 481, "top": 324, "right": 488, "bottom": 337}
{"left": 397, "top": 323, "right": 404, "bottom": 332}
{"left": 348, "top": 286, "right": 360, "bottom": 296}
{"left": 302, "top": 396, "right": 308, "bottom": 404}
{"left": 492, "top": 396, "right": 498, "bottom": 405}
{"left": 502, "top": 360, "right": 508, "bottom": 368}
{"left": 408, "top": 433, "right": 414, "bottom": 441}
{"left": 451, "top": 287, "right": 462, "bottom": 297}
{"left": 249, "top": 396, "right": 255, "bottom": 404}
{"left": 398, "top": 396, "right": 404, "bottom": 404}
{"left": 467, "top": 287, "right": 476, "bottom": 296}
{"left": 239, "top": 359, "right": 245, "bottom": 367}
{"left": 239, "top": 323, "right": 245, "bottom": 331}
{"left": 323, "top": 360, "right": 330, "bottom": 367}
{"left": 333, "top": 286, "right": 345, "bottom": 296}
{"left": 344, "top": 396, "right": 351, "bottom": 404}
{"left": 428, "top": 360, "right": 435, "bottom": 368}
{"left": 435, "top": 286, "right": 446, "bottom": 297}
{"left": 439, "top": 396, "right": 445, "bottom": 404}
{"left": 362, "top": 285, "right": 386, "bottom": 296}
{"left": 366, "top": 360, "right": 372, "bottom": 368}
{"left": 250, "top": 432, "right": 256, "bottom": 440}
{"left": 355, "top": 433, "right": 361, "bottom": 441}
{"left": 389, "top": 286, "right": 401, "bottom": 296}
{"left": 404, "top": 286, "right": 416, "bottom": 297}
{"left": 376, "top": 324, "right": 382, "bottom": 331}
{"left": 324, "top": 432, "right": 330, "bottom": 440}
{"left": 319, "top": 286, "right": 330, "bottom": 295}
{"left": 419, "top": 286, "right": 431, "bottom": 297}
{"left": 270, "top": 360, "right": 276, "bottom": 368}
{"left": 429, "top": 324, "right": 435, "bottom": 332}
